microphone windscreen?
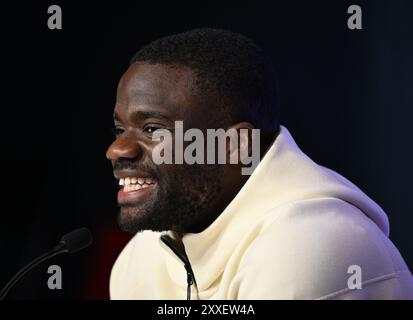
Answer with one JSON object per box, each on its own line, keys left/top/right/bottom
{"left": 60, "top": 227, "right": 93, "bottom": 253}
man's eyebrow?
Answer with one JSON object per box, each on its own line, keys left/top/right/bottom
{"left": 130, "top": 110, "right": 172, "bottom": 122}
{"left": 113, "top": 110, "right": 172, "bottom": 123}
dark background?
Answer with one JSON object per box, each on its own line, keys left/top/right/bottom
{"left": 0, "top": 1, "right": 412, "bottom": 299}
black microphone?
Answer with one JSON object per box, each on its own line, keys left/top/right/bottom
{"left": 0, "top": 227, "right": 93, "bottom": 300}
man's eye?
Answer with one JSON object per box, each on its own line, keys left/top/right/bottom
{"left": 143, "top": 126, "right": 161, "bottom": 134}
{"left": 112, "top": 127, "right": 125, "bottom": 137}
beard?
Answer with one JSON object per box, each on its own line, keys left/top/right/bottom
{"left": 117, "top": 161, "right": 223, "bottom": 235}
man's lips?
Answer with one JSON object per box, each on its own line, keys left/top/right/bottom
{"left": 116, "top": 175, "right": 158, "bottom": 205}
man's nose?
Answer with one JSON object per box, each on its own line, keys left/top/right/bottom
{"left": 106, "top": 134, "right": 143, "bottom": 161}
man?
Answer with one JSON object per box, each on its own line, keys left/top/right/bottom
{"left": 106, "top": 28, "right": 413, "bottom": 299}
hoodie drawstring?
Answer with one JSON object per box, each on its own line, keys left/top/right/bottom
{"left": 160, "top": 234, "right": 198, "bottom": 300}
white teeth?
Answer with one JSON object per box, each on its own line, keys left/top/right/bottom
{"left": 122, "top": 183, "right": 153, "bottom": 192}
{"left": 119, "top": 176, "right": 156, "bottom": 191}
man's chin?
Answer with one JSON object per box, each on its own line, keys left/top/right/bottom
{"left": 117, "top": 206, "right": 170, "bottom": 234}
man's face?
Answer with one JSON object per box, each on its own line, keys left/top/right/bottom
{"left": 106, "top": 63, "right": 225, "bottom": 234}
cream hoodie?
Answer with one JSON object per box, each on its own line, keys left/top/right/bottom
{"left": 110, "top": 126, "right": 413, "bottom": 299}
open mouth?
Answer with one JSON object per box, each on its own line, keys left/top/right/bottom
{"left": 117, "top": 176, "right": 158, "bottom": 205}
{"left": 119, "top": 177, "right": 156, "bottom": 192}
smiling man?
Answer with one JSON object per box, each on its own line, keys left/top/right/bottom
{"left": 106, "top": 28, "right": 413, "bottom": 299}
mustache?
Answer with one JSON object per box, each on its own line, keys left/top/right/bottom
{"left": 113, "top": 160, "right": 159, "bottom": 179}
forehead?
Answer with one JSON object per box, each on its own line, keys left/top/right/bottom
{"left": 117, "top": 62, "right": 197, "bottom": 109}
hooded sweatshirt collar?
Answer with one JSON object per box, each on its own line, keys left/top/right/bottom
{"left": 162, "top": 126, "right": 389, "bottom": 292}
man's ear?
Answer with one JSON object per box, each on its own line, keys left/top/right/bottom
{"left": 226, "top": 122, "right": 254, "bottom": 164}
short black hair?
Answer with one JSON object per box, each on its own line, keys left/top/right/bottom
{"left": 130, "top": 28, "right": 280, "bottom": 133}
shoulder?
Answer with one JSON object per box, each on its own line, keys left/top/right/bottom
{"left": 234, "top": 198, "right": 398, "bottom": 299}
{"left": 110, "top": 230, "right": 162, "bottom": 299}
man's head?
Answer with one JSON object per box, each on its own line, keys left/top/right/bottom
{"left": 106, "top": 28, "right": 280, "bottom": 235}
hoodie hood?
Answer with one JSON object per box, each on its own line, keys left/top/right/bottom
{"left": 162, "top": 125, "right": 389, "bottom": 293}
